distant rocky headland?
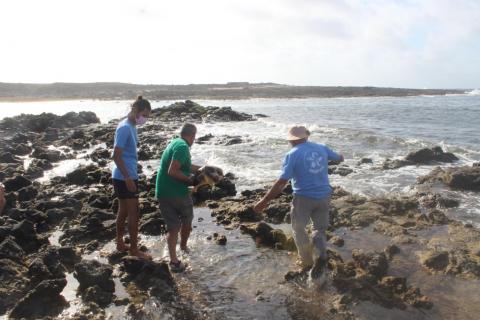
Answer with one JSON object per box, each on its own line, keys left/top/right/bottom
{"left": 0, "top": 82, "right": 465, "bottom": 101}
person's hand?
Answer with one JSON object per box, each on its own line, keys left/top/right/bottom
{"left": 125, "top": 178, "right": 137, "bottom": 193}
{"left": 186, "top": 174, "right": 197, "bottom": 186}
{"left": 253, "top": 200, "right": 268, "bottom": 214}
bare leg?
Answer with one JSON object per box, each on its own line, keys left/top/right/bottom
{"left": 180, "top": 223, "right": 192, "bottom": 251}
{"left": 116, "top": 199, "right": 129, "bottom": 251}
{"left": 167, "top": 227, "right": 181, "bottom": 263}
{"left": 127, "top": 198, "right": 151, "bottom": 259}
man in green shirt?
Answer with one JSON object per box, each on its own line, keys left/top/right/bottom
{"left": 156, "top": 123, "right": 200, "bottom": 272}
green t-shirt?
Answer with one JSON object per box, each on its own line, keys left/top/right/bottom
{"left": 155, "top": 138, "right": 191, "bottom": 198}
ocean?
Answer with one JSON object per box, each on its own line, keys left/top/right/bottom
{"left": 1, "top": 93, "right": 480, "bottom": 319}
{"left": 2, "top": 94, "right": 479, "bottom": 224}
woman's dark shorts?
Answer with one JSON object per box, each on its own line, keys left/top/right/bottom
{"left": 113, "top": 179, "right": 139, "bottom": 199}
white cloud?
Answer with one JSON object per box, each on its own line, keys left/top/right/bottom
{"left": 0, "top": 0, "right": 478, "bottom": 88}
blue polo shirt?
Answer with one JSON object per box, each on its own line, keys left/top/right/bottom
{"left": 112, "top": 119, "right": 138, "bottom": 180}
{"left": 280, "top": 141, "right": 341, "bottom": 200}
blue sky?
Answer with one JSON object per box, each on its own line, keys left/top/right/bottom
{"left": 0, "top": 0, "right": 479, "bottom": 88}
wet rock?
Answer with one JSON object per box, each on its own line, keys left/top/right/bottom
{"left": 114, "top": 297, "right": 130, "bottom": 306}
{"left": 357, "top": 158, "right": 373, "bottom": 165}
{"left": 418, "top": 193, "right": 459, "bottom": 209}
{"left": 0, "top": 237, "right": 25, "bottom": 262}
{"left": 329, "top": 235, "right": 345, "bottom": 247}
{"left": 66, "top": 164, "right": 110, "bottom": 185}
{"left": 402, "top": 287, "right": 433, "bottom": 309}
{"left": 121, "top": 256, "right": 174, "bottom": 300}
{"left": 0, "top": 111, "right": 99, "bottom": 133}
{"left": 152, "top": 100, "right": 254, "bottom": 123}
{"left": 352, "top": 249, "right": 388, "bottom": 279}
{"left": 196, "top": 133, "right": 214, "bottom": 144}
{"left": 425, "top": 209, "right": 450, "bottom": 225}
{"left": 8, "top": 143, "right": 32, "bottom": 156}
{"left": 46, "top": 207, "right": 77, "bottom": 224}
{"left": 0, "top": 152, "right": 21, "bottom": 164}
{"left": 329, "top": 165, "right": 354, "bottom": 176}
{"left": 418, "top": 165, "right": 480, "bottom": 191}
{"left": 3, "top": 175, "right": 32, "bottom": 192}
{"left": 384, "top": 244, "right": 400, "bottom": 259}
{"left": 382, "top": 159, "right": 413, "bottom": 170}
{"left": 224, "top": 136, "right": 243, "bottom": 146}
{"left": 139, "top": 214, "right": 166, "bottom": 236}
{"left": 74, "top": 259, "right": 115, "bottom": 292}
{"left": 405, "top": 146, "right": 458, "bottom": 164}
{"left": 57, "top": 246, "right": 81, "bottom": 268}
{"left": 0, "top": 258, "right": 30, "bottom": 314}
{"left": 8, "top": 278, "right": 68, "bottom": 319}
{"left": 12, "top": 219, "right": 45, "bottom": 252}
{"left": 28, "top": 258, "right": 54, "bottom": 285}
{"left": 203, "top": 106, "right": 253, "bottom": 122}
{"left": 383, "top": 147, "right": 458, "bottom": 170}
{"left": 17, "top": 185, "right": 38, "bottom": 202}
{"left": 90, "top": 147, "right": 111, "bottom": 162}
{"left": 107, "top": 250, "right": 128, "bottom": 265}
{"left": 420, "top": 250, "right": 450, "bottom": 271}
{"left": 61, "top": 217, "right": 116, "bottom": 245}
{"left": 330, "top": 249, "right": 432, "bottom": 310}
{"left": 85, "top": 240, "right": 100, "bottom": 252}
{"left": 32, "top": 147, "right": 63, "bottom": 162}
{"left": 89, "top": 196, "right": 111, "bottom": 209}
{"left": 214, "top": 234, "right": 227, "bottom": 245}
{"left": 82, "top": 284, "right": 114, "bottom": 307}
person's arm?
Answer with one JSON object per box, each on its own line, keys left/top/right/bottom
{"left": 253, "top": 179, "right": 288, "bottom": 213}
{"left": 326, "top": 146, "right": 344, "bottom": 163}
{"left": 168, "top": 160, "right": 193, "bottom": 184}
{"left": 0, "top": 184, "right": 6, "bottom": 214}
{"left": 112, "top": 147, "right": 137, "bottom": 192}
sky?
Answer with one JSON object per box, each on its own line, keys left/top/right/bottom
{"left": 0, "top": 0, "right": 479, "bottom": 88}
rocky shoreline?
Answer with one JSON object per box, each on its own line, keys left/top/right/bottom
{"left": 1, "top": 100, "right": 479, "bottom": 319}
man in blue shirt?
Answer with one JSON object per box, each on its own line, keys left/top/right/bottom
{"left": 254, "top": 125, "right": 343, "bottom": 285}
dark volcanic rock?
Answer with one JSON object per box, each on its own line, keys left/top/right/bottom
{"left": 421, "top": 251, "right": 450, "bottom": 271}
{"left": 31, "top": 147, "right": 63, "bottom": 162}
{"left": 418, "top": 165, "right": 480, "bottom": 191}
{"left": 358, "top": 158, "right": 373, "bottom": 165}
{"left": 66, "top": 164, "right": 110, "bottom": 185}
{"left": 139, "top": 214, "right": 166, "bottom": 236}
{"left": 383, "top": 147, "right": 458, "bottom": 170}
{"left": 74, "top": 259, "right": 115, "bottom": 292}
{"left": 0, "top": 237, "right": 25, "bottom": 262}
{"left": 17, "top": 185, "right": 38, "bottom": 202}
{"left": 329, "top": 165, "right": 354, "bottom": 176}
{"left": 82, "top": 284, "right": 114, "bottom": 307}
{"left": 152, "top": 100, "right": 254, "bottom": 123}
{"left": 3, "top": 175, "right": 32, "bottom": 192}
{"left": 406, "top": 146, "right": 458, "bottom": 164}
{"left": 214, "top": 234, "right": 227, "bottom": 245}
{"left": 0, "top": 111, "right": 100, "bottom": 133}
{"left": 8, "top": 278, "right": 68, "bottom": 319}
{"left": 121, "top": 256, "right": 174, "bottom": 300}
{"left": 0, "top": 258, "right": 30, "bottom": 314}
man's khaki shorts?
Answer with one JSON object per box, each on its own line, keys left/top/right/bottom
{"left": 158, "top": 196, "right": 194, "bottom": 231}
